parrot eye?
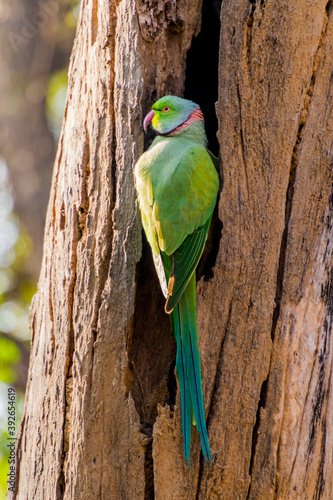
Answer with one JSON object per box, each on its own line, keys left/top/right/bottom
{"left": 162, "top": 106, "right": 170, "bottom": 113}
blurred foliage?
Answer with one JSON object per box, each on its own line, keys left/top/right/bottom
{"left": 46, "top": 68, "right": 69, "bottom": 138}
{"left": 0, "top": 339, "right": 20, "bottom": 383}
{"left": 0, "top": 1, "right": 80, "bottom": 496}
{"left": 0, "top": 159, "right": 33, "bottom": 499}
{"left": 47, "top": 0, "right": 81, "bottom": 138}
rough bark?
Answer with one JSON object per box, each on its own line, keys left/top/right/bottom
{"left": 12, "top": 0, "right": 333, "bottom": 499}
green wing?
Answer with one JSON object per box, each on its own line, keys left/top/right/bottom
{"left": 135, "top": 139, "right": 219, "bottom": 306}
{"left": 153, "top": 144, "right": 218, "bottom": 256}
{"left": 164, "top": 215, "right": 211, "bottom": 313}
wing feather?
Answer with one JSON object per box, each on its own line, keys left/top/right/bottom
{"left": 165, "top": 216, "right": 211, "bottom": 313}
{"left": 135, "top": 138, "right": 219, "bottom": 304}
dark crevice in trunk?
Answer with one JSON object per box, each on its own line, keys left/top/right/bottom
{"left": 167, "top": 359, "right": 177, "bottom": 410}
{"left": 321, "top": 259, "right": 333, "bottom": 318}
{"left": 109, "top": 116, "right": 118, "bottom": 215}
{"left": 77, "top": 130, "right": 90, "bottom": 241}
{"left": 184, "top": 0, "right": 221, "bottom": 157}
{"left": 270, "top": 162, "right": 297, "bottom": 342}
{"left": 246, "top": 376, "right": 268, "bottom": 499}
{"left": 195, "top": 452, "right": 205, "bottom": 500}
{"left": 314, "top": 418, "right": 327, "bottom": 499}
{"left": 246, "top": 1, "right": 256, "bottom": 73}
{"left": 144, "top": 438, "right": 155, "bottom": 500}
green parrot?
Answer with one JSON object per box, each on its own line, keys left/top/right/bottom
{"left": 134, "top": 95, "right": 219, "bottom": 465}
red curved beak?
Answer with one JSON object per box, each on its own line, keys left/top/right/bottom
{"left": 143, "top": 110, "right": 155, "bottom": 133}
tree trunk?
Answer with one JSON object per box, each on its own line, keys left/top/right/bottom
{"left": 12, "top": 0, "right": 333, "bottom": 499}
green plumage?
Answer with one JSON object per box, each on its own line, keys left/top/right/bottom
{"left": 135, "top": 96, "right": 219, "bottom": 465}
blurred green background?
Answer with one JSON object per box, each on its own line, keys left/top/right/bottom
{"left": 0, "top": 1, "right": 80, "bottom": 496}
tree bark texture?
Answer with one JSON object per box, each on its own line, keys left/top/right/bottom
{"left": 12, "top": 0, "right": 333, "bottom": 499}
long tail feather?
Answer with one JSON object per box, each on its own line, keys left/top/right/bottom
{"left": 172, "top": 305, "right": 192, "bottom": 465}
{"left": 171, "top": 273, "right": 211, "bottom": 465}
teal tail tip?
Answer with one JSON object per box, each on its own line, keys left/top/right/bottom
{"left": 205, "top": 449, "right": 212, "bottom": 465}
{"left": 183, "top": 445, "right": 212, "bottom": 467}
{"left": 203, "top": 445, "right": 212, "bottom": 466}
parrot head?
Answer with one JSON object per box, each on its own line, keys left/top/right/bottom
{"left": 143, "top": 95, "right": 202, "bottom": 135}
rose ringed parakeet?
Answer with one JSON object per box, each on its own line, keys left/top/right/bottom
{"left": 134, "top": 95, "right": 219, "bottom": 465}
